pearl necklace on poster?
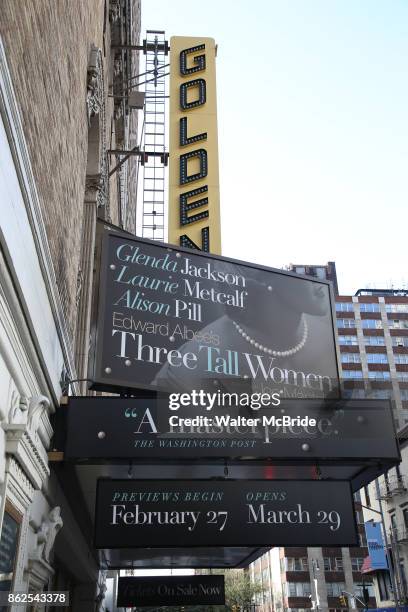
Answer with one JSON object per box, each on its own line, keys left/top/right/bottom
{"left": 232, "top": 317, "right": 308, "bottom": 357}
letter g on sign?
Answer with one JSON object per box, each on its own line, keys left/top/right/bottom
{"left": 180, "top": 44, "right": 206, "bottom": 75}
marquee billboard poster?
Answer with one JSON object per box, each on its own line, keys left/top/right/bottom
{"left": 94, "top": 480, "right": 358, "bottom": 548}
{"left": 90, "top": 229, "right": 340, "bottom": 398}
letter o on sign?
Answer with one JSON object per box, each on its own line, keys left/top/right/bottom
{"left": 180, "top": 79, "right": 206, "bottom": 110}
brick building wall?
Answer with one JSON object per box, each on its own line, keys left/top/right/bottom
{"left": 0, "top": 0, "right": 143, "bottom": 343}
{"left": 1, "top": 0, "right": 108, "bottom": 338}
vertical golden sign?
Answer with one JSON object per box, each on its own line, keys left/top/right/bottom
{"left": 168, "top": 36, "right": 221, "bottom": 254}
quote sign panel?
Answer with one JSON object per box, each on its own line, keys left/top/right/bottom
{"left": 65, "top": 397, "right": 399, "bottom": 463}
{"left": 90, "top": 231, "right": 340, "bottom": 398}
{"left": 117, "top": 575, "right": 225, "bottom": 607}
{"left": 94, "top": 480, "right": 358, "bottom": 549}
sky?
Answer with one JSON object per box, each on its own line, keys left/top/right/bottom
{"left": 141, "top": 0, "right": 408, "bottom": 295}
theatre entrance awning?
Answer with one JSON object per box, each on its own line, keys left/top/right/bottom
{"left": 52, "top": 457, "right": 396, "bottom": 570}
{"left": 52, "top": 396, "right": 400, "bottom": 569}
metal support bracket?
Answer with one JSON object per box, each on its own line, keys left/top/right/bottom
{"left": 108, "top": 148, "right": 169, "bottom": 177}
{"left": 111, "top": 40, "right": 169, "bottom": 55}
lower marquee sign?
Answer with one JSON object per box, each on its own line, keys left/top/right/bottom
{"left": 94, "top": 480, "right": 358, "bottom": 549}
{"left": 64, "top": 397, "right": 399, "bottom": 464}
{"left": 117, "top": 575, "right": 225, "bottom": 607}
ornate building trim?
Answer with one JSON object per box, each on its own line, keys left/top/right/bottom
{"left": 3, "top": 425, "right": 49, "bottom": 490}
{"left": 86, "top": 45, "right": 109, "bottom": 217}
{"left": 3, "top": 394, "right": 51, "bottom": 490}
{"left": 25, "top": 507, "right": 62, "bottom": 593}
{"left": 5, "top": 456, "right": 35, "bottom": 509}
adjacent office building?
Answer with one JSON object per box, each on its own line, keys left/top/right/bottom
{"left": 249, "top": 508, "right": 375, "bottom": 612}
{"left": 361, "top": 426, "right": 408, "bottom": 610}
{"left": 250, "top": 268, "right": 408, "bottom": 611}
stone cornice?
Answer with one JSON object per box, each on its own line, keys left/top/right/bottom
{"left": 6, "top": 456, "right": 35, "bottom": 507}
{"left": 4, "top": 424, "right": 49, "bottom": 489}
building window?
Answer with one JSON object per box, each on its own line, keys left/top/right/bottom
{"left": 368, "top": 371, "right": 391, "bottom": 380}
{"left": 360, "top": 303, "right": 380, "bottom": 312}
{"left": 341, "top": 354, "right": 361, "bottom": 363}
{"left": 285, "top": 557, "right": 308, "bottom": 571}
{"left": 337, "top": 318, "right": 356, "bottom": 328}
{"left": 386, "top": 304, "right": 408, "bottom": 313}
{"left": 366, "top": 353, "right": 388, "bottom": 364}
{"left": 364, "top": 485, "right": 371, "bottom": 507}
{"left": 326, "top": 582, "right": 346, "bottom": 597}
{"left": 0, "top": 501, "right": 22, "bottom": 594}
{"left": 362, "top": 319, "right": 382, "bottom": 329}
{"left": 295, "top": 267, "right": 306, "bottom": 275}
{"left": 322, "top": 557, "right": 342, "bottom": 572}
{"left": 335, "top": 558, "right": 343, "bottom": 571}
{"left": 315, "top": 267, "right": 327, "bottom": 279}
{"left": 388, "top": 319, "right": 408, "bottom": 329}
{"left": 324, "top": 557, "right": 332, "bottom": 571}
{"left": 343, "top": 370, "right": 363, "bottom": 379}
{"left": 395, "top": 355, "right": 408, "bottom": 364}
{"left": 285, "top": 582, "right": 312, "bottom": 597}
{"left": 378, "top": 571, "right": 391, "bottom": 601}
{"left": 354, "top": 583, "right": 375, "bottom": 598}
{"left": 351, "top": 557, "right": 364, "bottom": 571}
{"left": 397, "top": 372, "right": 408, "bottom": 382}
{"left": 370, "top": 389, "right": 392, "bottom": 399}
{"left": 365, "top": 336, "right": 386, "bottom": 346}
{"left": 401, "top": 389, "right": 408, "bottom": 401}
{"left": 384, "top": 472, "right": 391, "bottom": 495}
{"left": 392, "top": 337, "right": 408, "bottom": 348}
{"left": 347, "top": 388, "right": 367, "bottom": 399}
{"left": 343, "top": 388, "right": 367, "bottom": 399}
{"left": 338, "top": 335, "right": 358, "bottom": 346}
{"left": 401, "top": 409, "right": 408, "bottom": 423}
{"left": 403, "top": 508, "right": 408, "bottom": 530}
{"left": 336, "top": 302, "right": 354, "bottom": 312}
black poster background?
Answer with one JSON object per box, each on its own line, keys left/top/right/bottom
{"left": 90, "top": 231, "right": 340, "bottom": 397}
{"left": 94, "top": 480, "right": 358, "bottom": 548}
{"left": 117, "top": 575, "right": 225, "bottom": 607}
